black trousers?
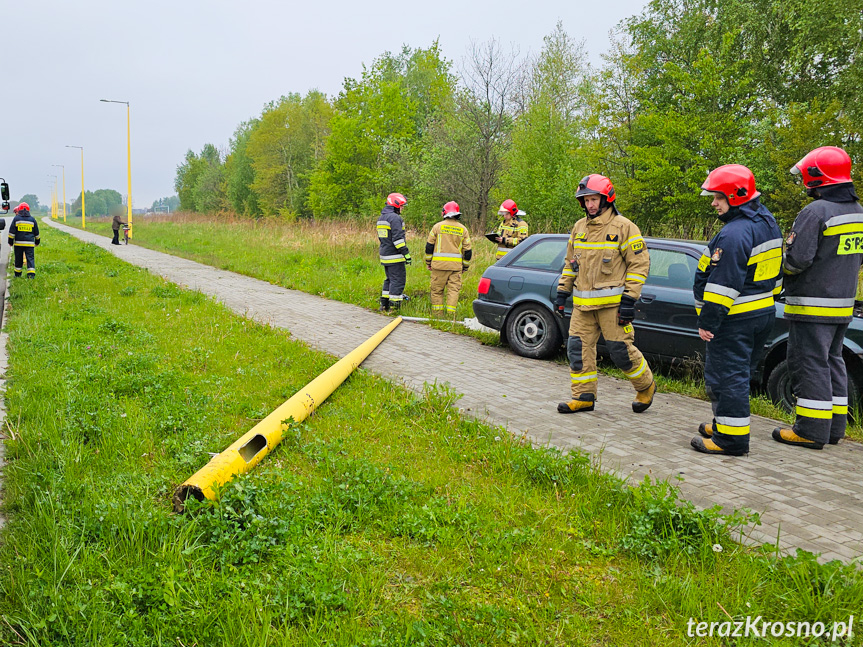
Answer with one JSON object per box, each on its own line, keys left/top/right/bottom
{"left": 704, "top": 311, "right": 773, "bottom": 453}
{"left": 381, "top": 262, "right": 406, "bottom": 303}
{"left": 112, "top": 228, "right": 120, "bottom": 244}
{"left": 13, "top": 246, "right": 36, "bottom": 277}
{"left": 788, "top": 320, "right": 849, "bottom": 444}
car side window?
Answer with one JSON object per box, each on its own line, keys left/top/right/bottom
{"left": 508, "top": 239, "right": 567, "bottom": 271}
{"left": 646, "top": 249, "right": 698, "bottom": 289}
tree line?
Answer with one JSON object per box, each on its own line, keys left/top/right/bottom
{"left": 174, "top": 0, "right": 862, "bottom": 236}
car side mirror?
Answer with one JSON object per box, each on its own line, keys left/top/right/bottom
{"left": 1, "top": 201, "right": 8, "bottom": 214}
{"left": 0, "top": 181, "right": 8, "bottom": 202}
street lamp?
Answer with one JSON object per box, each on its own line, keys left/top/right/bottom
{"left": 47, "top": 175, "right": 58, "bottom": 218}
{"left": 52, "top": 164, "right": 67, "bottom": 222}
{"left": 66, "top": 145, "right": 85, "bottom": 228}
{"left": 100, "top": 99, "right": 133, "bottom": 239}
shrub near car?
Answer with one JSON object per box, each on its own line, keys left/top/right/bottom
{"left": 472, "top": 234, "right": 863, "bottom": 412}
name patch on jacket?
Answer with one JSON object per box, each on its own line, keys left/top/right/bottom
{"left": 440, "top": 225, "right": 463, "bottom": 236}
{"left": 575, "top": 232, "right": 586, "bottom": 240}
{"left": 838, "top": 234, "right": 863, "bottom": 255}
{"left": 16, "top": 223, "right": 34, "bottom": 233}
{"left": 606, "top": 234, "right": 619, "bottom": 242}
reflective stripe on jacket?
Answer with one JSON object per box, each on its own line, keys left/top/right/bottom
{"left": 494, "top": 217, "right": 528, "bottom": 258}
{"left": 783, "top": 184, "right": 863, "bottom": 323}
{"left": 425, "top": 219, "right": 472, "bottom": 271}
{"left": 376, "top": 205, "right": 409, "bottom": 263}
{"left": 8, "top": 213, "right": 40, "bottom": 247}
{"left": 693, "top": 197, "right": 782, "bottom": 332}
{"left": 557, "top": 207, "right": 649, "bottom": 311}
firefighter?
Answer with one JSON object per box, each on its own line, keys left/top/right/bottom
{"left": 493, "top": 199, "right": 529, "bottom": 259}
{"left": 425, "top": 201, "right": 472, "bottom": 317}
{"left": 376, "top": 192, "right": 412, "bottom": 312}
{"left": 8, "top": 202, "right": 40, "bottom": 278}
{"left": 554, "top": 174, "right": 656, "bottom": 413}
{"left": 773, "top": 146, "right": 863, "bottom": 449}
{"left": 691, "top": 165, "right": 783, "bottom": 456}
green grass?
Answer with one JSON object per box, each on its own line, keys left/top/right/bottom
{"left": 63, "top": 214, "right": 863, "bottom": 441}
{"left": 3, "top": 222, "right": 860, "bottom": 645}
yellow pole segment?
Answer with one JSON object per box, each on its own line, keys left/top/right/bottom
{"left": 126, "top": 102, "right": 133, "bottom": 239}
{"left": 62, "top": 166, "right": 67, "bottom": 222}
{"left": 81, "top": 148, "right": 86, "bottom": 229}
{"left": 173, "top": 317, "right": 403, "bottom": 512}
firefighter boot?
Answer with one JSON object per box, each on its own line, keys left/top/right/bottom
{"left": 557, "top": 393, "right": 595, "bottom": 414}
{"left": 378, "top": 297, "right": 390, "bottom": 312}
{"left": 690, "top": 436, "right": 747, "bottom": 456}
{"left": 772, "top": 427, "right": 824, "bottom": 450}
{"left": 698, "top": 422, "right": 714, "bottom": 438}
{"left": 632, "top": 380, "right": 656, "bottom": 413}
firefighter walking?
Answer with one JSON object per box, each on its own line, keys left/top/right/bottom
{"left": 691, "top": 165, "right": 782, "bottom": 456}
{"left": 494, "top": 199, "right": 528, "bottom": 260}
{"left": 376, "top": 192, "right": 412, "bottom": 312}
{"left": 425, "top": 201, "right": 472, "bottom": 317}
{"left": 8, "top": 202, "right": 40, "bottom": 278}
{"left": 555, "top": 174, "right": 656, "bottom": 413}
{"left": 774, "top": 146, "right": 863, "bottom": 449}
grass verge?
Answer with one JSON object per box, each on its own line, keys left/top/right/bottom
{"left": 4, "top": 220, "right": 861, "bottom": 644}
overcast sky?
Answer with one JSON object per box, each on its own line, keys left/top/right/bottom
{"left": 3, "top": 0, "right": 647, "bottom": 209}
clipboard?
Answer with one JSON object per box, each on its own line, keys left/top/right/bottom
{"left": 485, "top": 232, "right": 501, "bottom": 243}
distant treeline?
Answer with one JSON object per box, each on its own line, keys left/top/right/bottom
{"left": 175, "top": 1, "right": 862, "bottom": 236}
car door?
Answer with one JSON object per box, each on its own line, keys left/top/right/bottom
{"left": 634, "top": 245, "right": 705, "bottom": 361}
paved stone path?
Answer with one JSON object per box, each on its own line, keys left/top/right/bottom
{"left": 48, "top": 220, "right": 863, "bottom": 562}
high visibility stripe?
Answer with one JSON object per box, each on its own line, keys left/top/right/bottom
{"left": 697, "top": 253, "right": 710, "bottom": 272}
{"left": 394, "top": 239, "right": 407, "bottom": 248}
{"left": 703, "top": 291, "right": 735, "bottom": 309}
{"left": 624, "top": 358, "right": 647, "bottom": 379}
{"left": 620, "top": 235, "right": 644, "bottom": 250}
{"left": 825, "top": 213, "right": 863, "bottom": 228}
{"left": 432, "top": 256, "right": 463, "bottom": 264}
{"left": 445, "top": 306, "right": 456, "bottom": 312}
{"left": 572, "top": 286, "right": 624, "bottom": 307}
{"left": 727, "top": 295, "right": 774, "bottom": 315}
{"left": 833, "top": 396, "right": 848, "bottom": 406}
{"left": 716, "top": 416, "right": 750, "bottom": 427}
{"left": 389, "top": 295, "right": 404, "bottom": 302}
{"left": 784, "top": 305, "right": 854, "bottom": 317}
{"left": 748, "top": 247, "right": 783, "bottom": 265}
{"left": 749, "top": 238, "right": 782, "bottom": 257}
{"left": 796, "top": 405, "right": 833, "bottom": 419}
{"left": 381, "top": 291, "right": 389, "bottom": 297}
{"left": 785, "top": 296, "right": 855, "bottom": 307}
{"left": 431, "top": 305, "right": 445, "bottom": 311}
{"left": 572, "top": 241, "right": 618, "bottom": 250}
{"left": 716, "top": 422, "right": 750, "bottom": 436}
{"left": 561, "top": 268, "right": 577, "bottom": 277}
{"left": 12, "top": 242, "right": 36, "bottom": 247}
{"left": 797, "top": 398, "right": 832, "bottom": 410}
{"left": 376, "top": 220, "right": 391, "bottom": 228}
{"left": 434, "top": 252, "right": 462, "bottom": 259}
{"left": 570, "top": 372, "right": 597, "bottom": 382}
{"left": 705, "top": 282, "right": 740, "bottom": 299}
{"left": 626, "top": 273, "right": 646, "bottom": 284}
{"left": 380, "top": 254, "right": 406, "bottom": 264}
{"left": 773, "top": 277, "right": 783, "bottom": 295}
{"left": 823, "top": 214, "right": 863, "bottom": 235}
{"left": 833, "top": 405, "right": 849, "bottom": 415}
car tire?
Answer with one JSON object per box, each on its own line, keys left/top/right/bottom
{"left": 766, "top": 358, "right": 861, "bottom": 417}
{"left": 505, "top": 303, "right": 562, "bottom": 359}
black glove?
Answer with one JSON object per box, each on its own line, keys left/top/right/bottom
{"left": 618, "top": 294, "right": 636, "bottom": 325}
{"left": 404, "top": 253, "right": 412, "bottom": 265}
{"left": 554, "top": 292, "right": 569, "bottom": 318}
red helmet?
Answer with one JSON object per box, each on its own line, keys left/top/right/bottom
{"left": 442, "top": 201, "right": 461, "bottom": 218}
{"left": 498, "top": 199, "right": 518, "bottom": 217}
{"left": 700, "top": 164, "right": 759, "bottom": 207}
{"left": 576, "top": 174, "right": 615, "bottom": 205}
{"left": 13, "top": 202, "right": 30, "bottom": 213}
{"left": 386, "top": 192, "right": 407, "bottom": 209}
{"left": 791, "top": 146, "right": 852, "bottom": 188}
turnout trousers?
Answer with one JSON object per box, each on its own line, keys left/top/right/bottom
{"left": 566, "top": 306, "right": 653, "bottom": 399}
{"left": 381, "top": 262, "right": 407, "bottom": 305}
{"left": 704, "top": 311, "right": 773, "bottom": 454}
{"left": 430, "top": 269, "right": 462, "bottom": 314}
{"left": 787, "top": 320, "right": 850, "bottom": 445}
{"left": 13, "top": 246, "right": 36, "bottom": 278}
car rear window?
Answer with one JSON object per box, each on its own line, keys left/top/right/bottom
{"left": 508, "top": 239, "right": 567, "bottom": 271}
{"left": 646, "top": 249, "right": 698, "bottom": 289}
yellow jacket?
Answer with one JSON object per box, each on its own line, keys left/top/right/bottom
{"left": 494, "top": 217, "right": 529, "bottom": 258}
{"left": 425, "top": 219, "right": 473, "bottom": 271}
{"left": 557, "top": 207, "right": 649, "bottom": 311}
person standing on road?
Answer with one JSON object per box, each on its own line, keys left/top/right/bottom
{"left": 493, "top": 199, "right": 529, "bottom": 260}
{"left": 111, "top": 211, "right": 128, "bottom": 245}
{"left": 691, "top": 165, "right": 782, "bottom": 456}
{"left": 376, "top": 193, "right": 412, "bottom": 312}
{"left": 8, "top": 202, "right": 39, "bottom": 278}
{"left": 554, "top": 174, "right": 656, "bottom": 414}
{"left": 425, "top": 201, "right": 472, "bottom": 317}
{"left": 773, "top": 146, "right": 863, "bottom": 450}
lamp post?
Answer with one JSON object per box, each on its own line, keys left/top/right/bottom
{"left": 47, "top": 175, "right": 58, "bottom": 218}
{"left": 66, "top": 145, "right": 85, "bottom": 228}
{"left": 100, "top": 99, "right": 133, "bottom": 239}
{"left": 52, "top": 164, "right": 67, "bottom": 222}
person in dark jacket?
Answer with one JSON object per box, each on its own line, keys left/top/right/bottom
{"left": 773, "top": 146, "right": 863, "bottom": 449}
{"left": 8, "top": 202, "right": 40, "bottom": 278}
{"left": 691, "top": 165, "right": 782, "bottom": 456}
{"left": 376, "top": 193, "right": 412, "bottom": 312}
{"left": 111, "top": 212, "right": 128, "bottom": 245}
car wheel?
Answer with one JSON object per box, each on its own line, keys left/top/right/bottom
{"left": 505, "top": 303, "right": 562, "bottom": 359}
{"left": 766, "top": 359, "right": 861, "bottom": 417}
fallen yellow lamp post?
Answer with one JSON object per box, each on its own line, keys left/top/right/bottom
{"left": 173, "top": 317, "right": 402, "bottom": 512}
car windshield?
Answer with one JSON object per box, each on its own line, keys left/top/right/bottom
{"left": 509, "top": 239, "right": 567, "bottom": 271}
{"left": 646, "top": 248, "right": 698, "bottom": 289}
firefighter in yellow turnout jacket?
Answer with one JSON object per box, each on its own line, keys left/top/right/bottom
{"left": 425, "top": 201, "right": 472, "bottom": 316}
{"left": 555, "top": 175, "right": 656, "bottom": 413}
{"left": 494, "top": 199, "right": 528, "bottom": 259}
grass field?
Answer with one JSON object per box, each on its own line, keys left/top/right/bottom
{"left": 62, "top": 214, "right": 862, "bottom": 441}
{"left": 2, "top": 227, "right": 861, "bottom": 645}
